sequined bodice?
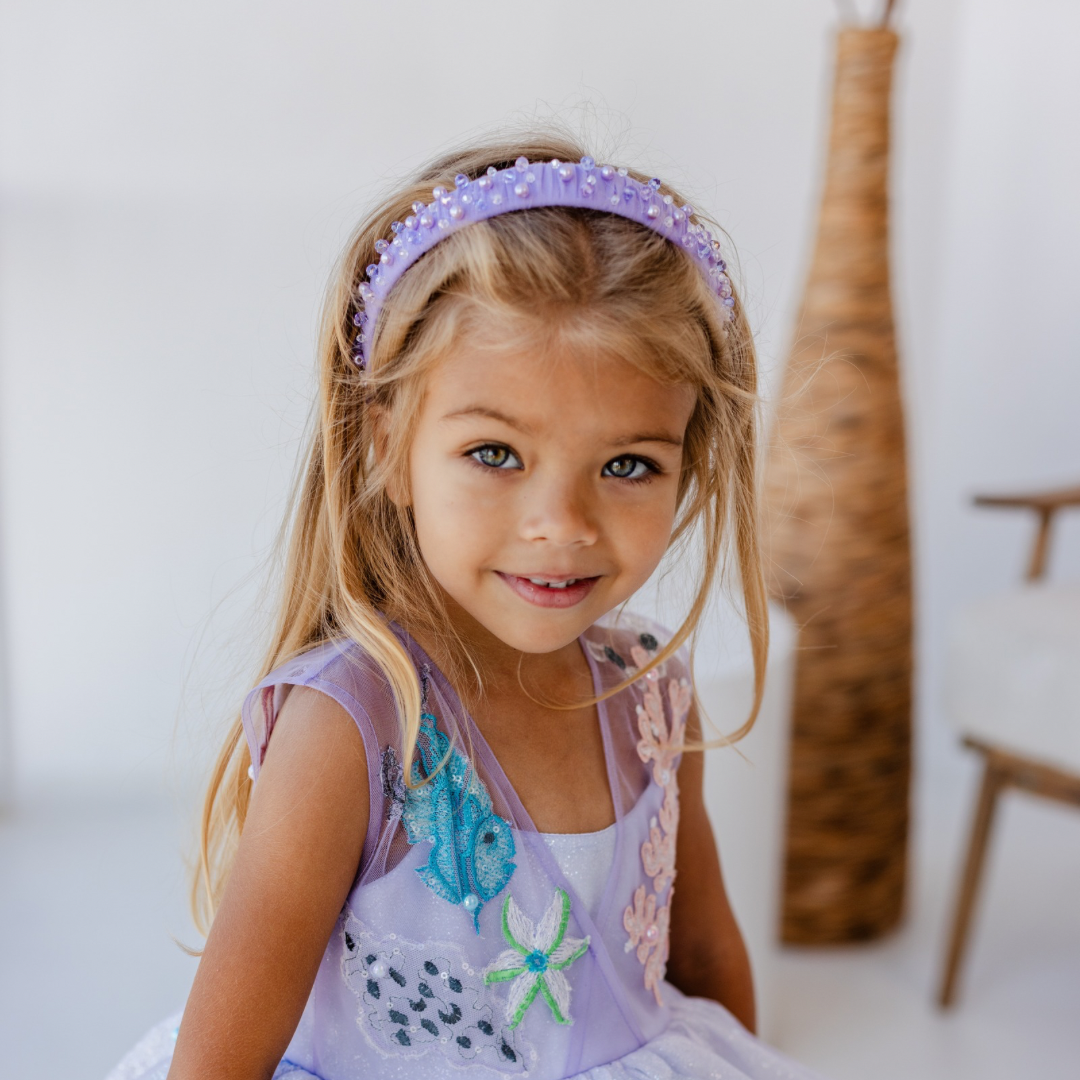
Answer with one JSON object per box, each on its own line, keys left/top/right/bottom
{"left": 241, "top": 615, "right": 690, "bottom": 1080}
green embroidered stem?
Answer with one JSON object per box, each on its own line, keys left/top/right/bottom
{"left": 539, "top": 979, "right": 569, "bottom": 1025}
{"left": 549, "top": 939, "right": 590, "bottom": 971}
{"left": 509, "top": 978, "right": 542, "bottom": 1029}
{"left": 485, "top": 966, "right": 525, "bottom": 984}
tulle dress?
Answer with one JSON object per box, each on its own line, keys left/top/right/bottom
{"left": 108, "top": 615, "right": 822, "bottom": 1080}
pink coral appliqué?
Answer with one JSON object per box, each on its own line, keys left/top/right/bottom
{"left": 622, "top": 644, "right": 691, "bottom": 1007}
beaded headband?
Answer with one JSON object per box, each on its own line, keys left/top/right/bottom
{"left": 351, "top": 155, "right": 735, "bottom": 369}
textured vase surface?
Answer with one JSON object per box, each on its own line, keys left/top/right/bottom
{"left": 764, "top": 27, "right": 912, "bottom": 944}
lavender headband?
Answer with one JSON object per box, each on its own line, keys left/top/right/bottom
{"left": 351, "top": 155, "right": 735, "bottom": 368}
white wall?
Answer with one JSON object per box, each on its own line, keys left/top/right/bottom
{"left": 1, "top": 0, "right": 1077, "bottom": 805}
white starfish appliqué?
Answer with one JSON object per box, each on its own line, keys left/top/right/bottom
{"left": 483, "top": 888, "right": 590, "bottom": 1028}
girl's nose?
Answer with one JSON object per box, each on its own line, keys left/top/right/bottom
{"left": 518, "top": 473, "right": 599, "bottom": 547}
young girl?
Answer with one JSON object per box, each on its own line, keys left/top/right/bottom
{"left": 109, "top": 133, "right": 823, "bottom": 1080}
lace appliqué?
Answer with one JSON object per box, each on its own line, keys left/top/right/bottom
{"left": 484, "top": 889, "right": 590, "bottom": 1028}
{"left": 381, "top": 746, "right": 406, "bottom": 822}
{"left": 401, "top": 711, "right": 516, "bottom": 932}
{"left": 342, "top": 914, "right": 532, "bottom": 1072}
{"left": 622, "top": 644, "right": 691, "bottom": 1005}
{"left": 584, "top": 628, "right": 666, "bottom": 679}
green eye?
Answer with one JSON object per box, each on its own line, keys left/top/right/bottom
{"left": 470, "top": 445, "right": 521, "bottom": 470}
{"left": 605, "top": 456, "right": 651, "bottom": 480}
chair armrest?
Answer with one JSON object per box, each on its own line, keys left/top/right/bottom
{"left": 973, "top": 483, "right": 1080, "bottom": 581}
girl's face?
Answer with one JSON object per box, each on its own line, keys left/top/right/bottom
{"left": 403, "top": 339, "right": 696, "bottom": 658}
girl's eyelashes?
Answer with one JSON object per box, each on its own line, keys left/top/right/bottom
{"left": 468, "top": 444, "right": 523, "bottom": 471}
{"left": 602, "top": 455, "right": 660, "bottom": 484}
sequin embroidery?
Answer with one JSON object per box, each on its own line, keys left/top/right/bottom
{"left": 401, "top": 712, "right": 516, "bottom": 932}
{"left": 341, "top": 914, "right": 531, "bottom": 1071}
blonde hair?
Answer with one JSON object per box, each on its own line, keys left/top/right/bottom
{"left": 192, "top": 131, "right": 768, "bottom": 934}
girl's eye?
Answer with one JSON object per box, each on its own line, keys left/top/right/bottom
{"left": 603, "top": 455, "right": 655, "bottom": 482}
{"left": 470, "top": 445, "right": 522, "bottom": 470}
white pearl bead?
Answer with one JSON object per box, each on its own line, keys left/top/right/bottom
{"left": 370, "top": 960, "right": 387, "bottom": 979}
{"left": 462, "top": 893, "right": 480, "bottom": 912}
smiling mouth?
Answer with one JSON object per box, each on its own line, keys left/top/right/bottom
{"left": 496, "top": 572, "right": 601, "bottom": 608}
{"left": 525, "top": 577, "right": 585, "bottom": 590}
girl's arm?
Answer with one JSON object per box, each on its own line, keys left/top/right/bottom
{"left": 665, "top": 703, "right": 757, "bottom": 1032}
{"left": 169, "top": 686, "right": 370, "bottom": 1080}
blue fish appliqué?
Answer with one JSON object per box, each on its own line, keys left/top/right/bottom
{"left": 401, "top": 712, "right": 517, "bottom": 932}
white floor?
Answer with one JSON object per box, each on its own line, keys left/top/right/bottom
{"left": 3, "top": 767, "right": 1079, "bottom": 1080}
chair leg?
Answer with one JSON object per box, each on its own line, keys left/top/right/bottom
{"left": 937, "top": 754, "right": 1005, "bottom": 1008}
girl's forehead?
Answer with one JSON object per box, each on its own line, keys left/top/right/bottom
{"left": 421, "top": 345, "right": 696, "bottom": 438}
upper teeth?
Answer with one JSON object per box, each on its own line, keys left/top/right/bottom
{"left": 528, "top": 577, "right": 578, "bottom": 589}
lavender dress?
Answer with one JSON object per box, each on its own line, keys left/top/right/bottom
{"left": 108, "top": 615, "right": 820, "bottom": 1080}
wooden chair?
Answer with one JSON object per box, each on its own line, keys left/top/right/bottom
{"left": 937, "top": 483, "right": 1080, "bottom": 1008}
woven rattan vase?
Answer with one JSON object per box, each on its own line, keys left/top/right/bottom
{"left": 763, "top": 26, "right": 912, "bottom": 944}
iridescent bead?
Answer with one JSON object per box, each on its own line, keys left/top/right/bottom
{"left": 379, "top": 251, "right": 393, "bottom": 265}
{"left": 663, "top": 216, "right": 674, "bottom": 229}
{"left": 455, "top": 173, "right": 469, "bottom": 188}
{"left": 365, "top": 264, "right": 379, "bottom": 278}
{"left": 600, "top": 165, "right": 615, "bottom": 180}
{"left": 374, "top": 239, "right": 389, "bottom": 254}
{"left": 501, "top": 169, "right": 516, "bottom": 183}
{"left": 358, "top": 283, "right": 375, "bottom": 301}
{"left": 648, "top": 178, "right": 662, "bottom": 191}
{"left": 370, "top": 960, "right": 388, "bottom": 979}
{"left": 723, "top": 296, "right": 735, "bottom": 308}
{"left": 406, "top": 230, "right": 420, "bottom": 244}
{"left": 514, "top": 182, "right": 529, "bottom": 198}
{"left": 492, "top": 193, "right": 503, "bottom": 206}
{"left": 391, "top": 236, "right": 405, "bottom": 250}
{"left": 681, "top": 203, "right": 695, "bottom": 216}
{"left": 558, "top": 163, "right": 575, "bottom": 182}
{"left": 585, "top": 174, "right": 598, "bottom": 188}
{"left": 609, "top": 194, "right": 620, "bottom": 206}
{"left": 617, "top": 167, "right": 628, "bottom": 176}
{"left": 477, "top": 175, "right": 492, "bottom": 190}
{"left": 622, "top": 186, "right": 636, "bottom": 202}
{"left": 681, "top": 234, "right": 693, "bottom": 247}
{"left": 462, "top": 893, "right": 480, "bottom": 912}
{"left": 646, "top": 204, "right": 660, "bottom": 219}
{"left": 440, "top": 193, "right": 452, "bottom": 206}
{"left": 460, "top": 193, "right": 473, "bottom": 205}
{"left": 550, "top": 158, "right": 561, "bottom": 167}
{"left": 579, "top": 184, "right": 593, "bottom": 198}
{"left": 352, "top": 311, "right": 363, "bottom": 327}
{"left": 390, "top": 221, "right": 403, "bottom": 233}
{"left": 525, "top": 171, "right": 535, "bottom": 183}
{"left": 405, "top": 215, "right": 417, "bottom": 230}
{"left": 437, "top": 218, "right": 450, "bottom": 230}
{"left": 673, "top": 209, "right": 685, "bottom": 223}
{"left": 663, "top": 194, "right": 674, "bottom": 206}
{"left": 580, "top": 155, "right": 595, "bottom": 169}
{"left": 449, "top": 203, "right": 465, "bottom": 219}
{"left": 432, "top": 185, "right": 448, "bottom": 199}
{"left": 419, "top": 213, "right": 434, "bottom": 229}
{"left": 411, "top": 201, "right": 425, "bottom": 214}
{"left": 515, "top": 155, "right": 529, "bottom": 172}
{"left": 486, "top": 165, "right": 498, "bottom": 177}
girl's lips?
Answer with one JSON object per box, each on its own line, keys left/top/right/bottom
{"left": 496, "top": 572, "right": 599, "bottom": 609}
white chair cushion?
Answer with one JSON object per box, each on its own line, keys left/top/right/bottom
{"left": 944, "top": 582, "right": 1080, "bottom": 775}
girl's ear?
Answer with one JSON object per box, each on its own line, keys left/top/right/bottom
{"left": 369, "top": 406, "right": 408, "bottom": 507}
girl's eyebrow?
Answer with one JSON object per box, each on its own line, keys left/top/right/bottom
{"left": 442, "top": 406, "right": 684, "bottom": 449}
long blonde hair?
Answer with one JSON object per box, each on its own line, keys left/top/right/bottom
{"left": 192, "top": 131, "right": 768, "bottom": 934}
